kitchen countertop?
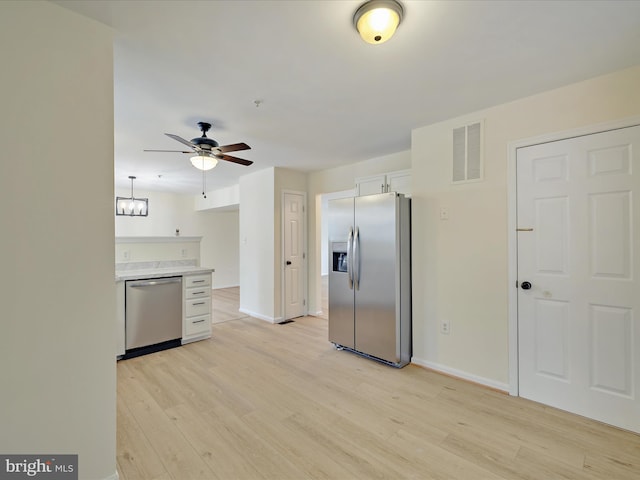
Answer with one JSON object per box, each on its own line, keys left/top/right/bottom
{"left": 115, "top": 266, "right": 214, "bottom": 282}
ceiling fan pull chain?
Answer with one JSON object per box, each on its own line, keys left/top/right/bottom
{"left": 202, "top": 168, "right": 207, "bottom": 198}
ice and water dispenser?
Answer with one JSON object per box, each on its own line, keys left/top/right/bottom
{"left": 331, "top": 242, "right": 348, "bottom": 273}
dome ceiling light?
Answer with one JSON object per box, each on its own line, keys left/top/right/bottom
{"left": 190, "top": 152, "right": 219, "bottom": 171}
{"left": 353, "top": 0, "right": 404, "bottom": 45}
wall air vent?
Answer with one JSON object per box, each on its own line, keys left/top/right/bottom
{"left": 452, "top": 120, "right": 483, "bottom": 183}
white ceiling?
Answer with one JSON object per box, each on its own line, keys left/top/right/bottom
{"left": 54, "top": 0, "right": 640, "bottom": 195}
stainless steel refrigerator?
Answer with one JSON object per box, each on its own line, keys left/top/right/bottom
{"left": 328, "top": 192, "right": 411, "bottom": 367}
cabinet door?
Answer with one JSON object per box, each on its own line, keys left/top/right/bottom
{"left": 355, "top": 174, "right": 386, "bottom": 196}
{"left": 387, "top": 169, "right": 411, "bottom": 197}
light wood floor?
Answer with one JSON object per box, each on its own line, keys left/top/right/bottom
{"left": 117, "top": 292, "right": 640, "bottom": 480}
{"left": 317, "top": 275, "right": 328, "bottom": 320}
{"left": 211, "top": 287, "right": 246, "bottom": 324}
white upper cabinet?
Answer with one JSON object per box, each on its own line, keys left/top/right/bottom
{"left": 356, "top": 174, "right": 387, "bottom": 196}
{"left": 355, "top": 169, "right": 411, "bottom": 197}
{"left": 387, "top": 170, "right": 411, "bottom": 196}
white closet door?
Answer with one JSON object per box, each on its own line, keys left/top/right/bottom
{"left": 517, "top": 125, "right": 640, "bottom": 432}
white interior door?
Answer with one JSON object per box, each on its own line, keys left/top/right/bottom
{"left": 283, "top": 192, "right": 305, "bottom": 320}
{"left": 517, "top": 125, "right": 640, "bottom": 432}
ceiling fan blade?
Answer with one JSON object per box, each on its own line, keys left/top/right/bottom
{"left": 217, "top": 142, "right": 251, "bottom": 153}
{"left": 165, "top": 133, "right": 196, "bottom": 149}
{"left": 144, "top": 149, "right": 192, "bottom": 154}
{"left": 216, "top": 154, "right": 253, "bottom": 166}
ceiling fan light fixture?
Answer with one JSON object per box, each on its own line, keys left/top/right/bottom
{"left": 190, "top": 154, "right": 218, "bottom": 171}
{"left": 353, "top": 0, "right": 403, "bottom": 44}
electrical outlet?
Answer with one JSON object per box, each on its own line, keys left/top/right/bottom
{"left": 441, "top": 319, "right": 450, "bottom": 335}
{"left": 181, "top": 248, "right": 188, "bottom": 258}
{"left": 122, "top": 250, "right": 130, "bottom": 261}
{"left": 439, "top": 207, "right": 449, "bottom": 221}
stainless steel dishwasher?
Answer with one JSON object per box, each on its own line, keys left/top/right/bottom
{"left": 125, "top": 276, "right": 182, "bottom": 358}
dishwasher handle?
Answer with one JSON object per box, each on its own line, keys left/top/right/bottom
{"left": 127, "top": 277, "right": 182, "bottom": 288}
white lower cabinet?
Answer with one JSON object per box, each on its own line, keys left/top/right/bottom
{"left": 182, "top": 273, "right": 212, "bottom": 344}
{"left": 185, "top": 313, "right": 210, "bottom": 337}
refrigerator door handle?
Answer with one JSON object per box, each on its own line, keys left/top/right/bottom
{"left": 353, "top": 226, "right": 360, "bottom": 290}
{"left": 347, "top": 227, "right": 354, "bottom": 289}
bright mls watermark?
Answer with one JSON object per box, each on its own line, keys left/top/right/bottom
{"left": 0, "top": 455, "right": 77, "bottom": 479}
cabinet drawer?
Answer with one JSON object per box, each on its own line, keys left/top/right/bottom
{"left": 186, "top": 286, "right": 211, "bottom": 299}
{"left": 186, "top": 297, "right": 211, "bottom": 317}
{"left": 185, "top": 314, "right": 211, "bottom": 336}
{"left": 184, "top": 274, "right": 211, "bottom": 288}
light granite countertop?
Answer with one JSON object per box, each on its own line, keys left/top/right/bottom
{"left": 115, "top": 266, "right": 214, "bottom": 282}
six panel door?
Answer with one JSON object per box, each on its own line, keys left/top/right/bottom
{"left": 517, "top": 125, "right": 640, "bottom": 432}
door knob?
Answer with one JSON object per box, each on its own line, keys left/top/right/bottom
{"left": 521, "top": 281, "right": 532, "bottom": 290}
{"left": 286, "top": 260, "right": 292, "bottom": 265}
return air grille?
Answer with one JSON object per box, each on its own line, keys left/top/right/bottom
{"left": 453, "top": 121, "right": 483, "bottom": 183}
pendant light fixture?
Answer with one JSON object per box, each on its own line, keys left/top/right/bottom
{"left": 116, "top": 176, "right": 148, "bottom": 216}
{"left": 190, "top": 152, "right": 219, "bottom": 171}
{"left": 353, "top": 0, "right": 404, "bottom": 45}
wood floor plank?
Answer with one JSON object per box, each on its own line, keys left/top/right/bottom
{"left": 116, "top": 393, "right": 169, "bottom": 480}
{"left": 118, "top": 363, "right": 216, "bottom": 479}
{"left": 164, "top": 402, "right": 287, "bottom": 480}
{"left": 583, "top": 450, "right": 640, "bottom": 478}
{"left": 386, "top": 428, "right": 508, "bottom": 480}
{"left": 211, "top": 287, "right": 246, "bottom": 324}
{"left": 117, "top": 292, "right": 640, "bottom": 480}
{"left": 429, "top": 385, "right": 601, "bottom": 469}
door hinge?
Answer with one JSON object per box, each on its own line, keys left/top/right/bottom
{"left": 303, "top": 252, "right": 306, "bottom": 259}
{"left": 303, "top": 299, "right": 306, "bottom": 306}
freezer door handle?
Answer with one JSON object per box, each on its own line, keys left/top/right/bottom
{"left": 347, "top": 227, "right": 354, "bottom": 289}
{"left": 353, "top": 226, "right": 360, "bottom": 290}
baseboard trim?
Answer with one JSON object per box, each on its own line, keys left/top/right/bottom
{"left": 238, "top": 308, "right": 282, "bottom": 324}
{"left": 103, "top": 471, "right": 119, "bottom": 480}
{"left": 213, "top": 284, "right": 240, "bottom": 290}
{"left": 411, "top": 357, "right": 509, "bottom": 393}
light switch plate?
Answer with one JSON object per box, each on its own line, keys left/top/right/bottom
{"left": 441, "top": 319, "right": 450, "bottom": 335}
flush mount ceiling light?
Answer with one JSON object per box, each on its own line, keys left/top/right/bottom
{"left": 353, "top": 0, "right": 404, "bottom": 44}
{"left": 190, "top": 152, "right": 219, "bottom": 171}
{"left": 116, "top": 176, "right": 148, "bottom": 216}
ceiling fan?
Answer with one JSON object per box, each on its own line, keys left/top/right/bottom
{"left": 144, "top": 121, "right": 253, "bottom": 171}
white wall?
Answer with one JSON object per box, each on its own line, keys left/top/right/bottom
{"left": 238, "top": 167, "right": 307, "bottom": 321}
{"left": 115, "top": 187, "right": 239, "bottom": 288}
{"left": 0, "top": 2, "right": 116, "bottom": 479}
{"left": 411, "top": 65, "right": 640, "bottom": 388}
{"left": 239, "top": 168, "right": 276, "bottom": 320}
{"left": 194, "top": 184, "right": 239, "bottom": 211}
{"left": 115, "top": 238, "right": 202, "bottom": 265}
{"left": 115, "top": 187, "right": 198, "bottom": 237}
{"left": 307, "top": 150, "right": 411, "bottom": 314}
{"left": 198, "top": 209, "right": 240, "bottom": 288}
